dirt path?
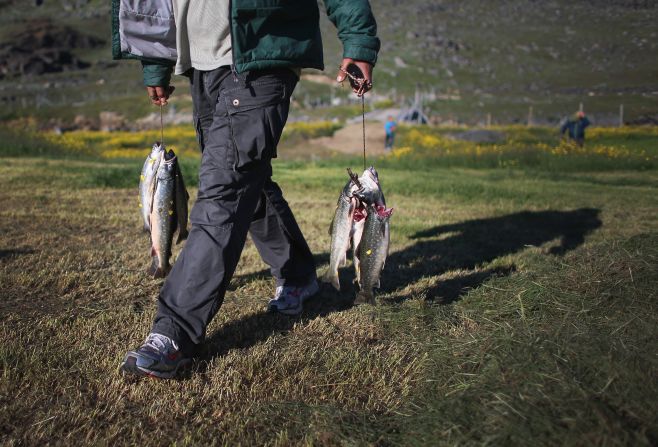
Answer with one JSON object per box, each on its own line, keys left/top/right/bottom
{"left": 309, "top": 122, "right": 388, "bottom": 156}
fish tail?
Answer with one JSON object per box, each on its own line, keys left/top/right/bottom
{"left": 146, "top": 256, "right": 158, "bottom": 276}
{"left": 176, "top": 228, "right": 189, "bottom": 245}
{"left": 321, "top": 269, "right": 341, "bottom": 291}
{"left": 152, "top": 265, "right": 171, "bottom": 279}
{"left": 354, "top": 290, "right": 376, "bottom": 306}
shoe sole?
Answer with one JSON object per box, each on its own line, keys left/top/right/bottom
{"left": 120, "top": 355, "right": 191, "bottom": 380}
{"left": 268, "top": 282, "right": 320, "bottom": 316}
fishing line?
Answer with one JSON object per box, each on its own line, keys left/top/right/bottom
{"left": 160, "top": 104, "right": 164, "bottom": 146}
{"left": 362, "top": 94, "right": 366, "bottom": 170}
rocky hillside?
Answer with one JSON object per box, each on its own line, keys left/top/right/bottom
{"left": 1, "top": 0, "right": 656, "bottom": 125}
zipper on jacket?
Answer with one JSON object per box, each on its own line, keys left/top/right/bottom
{"left": 231, "top": 64, "right": 239, "bottom": 83}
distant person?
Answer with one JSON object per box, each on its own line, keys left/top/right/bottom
{"left": 384, "top": 116, "right": 397, "bottom": 150}
{"left": 560, "top": 111, "right": 590, "bottom": 147}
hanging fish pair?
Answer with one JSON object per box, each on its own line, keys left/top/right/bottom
{"left": 322, "top": 166, "right": 393, "bottom": 304}
{"left": 138, "top": 142, "right": 189, "bottom": 278}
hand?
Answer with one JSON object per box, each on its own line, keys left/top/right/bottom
{"left": 336, "top": 58, "right": 373, "bottom": 97}
{"left": 146, "top": 85, "right": 175, "bottom": 106}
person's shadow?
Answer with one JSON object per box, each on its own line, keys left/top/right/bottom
{"left": 199, "top": 208, "right": 601, "bottom": 364}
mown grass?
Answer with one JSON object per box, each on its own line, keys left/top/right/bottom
{"left": 0, "top": 125, "right": 657, "bottom": 445}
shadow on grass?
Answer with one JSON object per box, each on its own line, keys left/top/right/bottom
{"left": 386, "top": 208, "right": 601, "bottom": 303}
{"left": 0, "top": 247, "right": 35, "bottom": 260}
{"left": 199, "top": 208, "right": 601, "bottom": 364}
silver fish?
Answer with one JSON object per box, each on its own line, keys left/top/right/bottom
{"left": 148, "top": 151, "right": 178, "bottom": 278}
{"left": 322, "top": 178, "right": 359, "bottom": 290}
{"left": 355, "top": 204, "right": 392, "bottom": 305}
{"left": 139, "top": 142, "right": 164, "bottom": 232}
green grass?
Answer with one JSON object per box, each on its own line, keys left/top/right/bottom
{"left": 0, "top": 123, "right": 657, "bottom": 444}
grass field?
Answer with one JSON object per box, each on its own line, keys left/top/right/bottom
{"left": 1, "top": 125, "right": 657, "bottom": 445}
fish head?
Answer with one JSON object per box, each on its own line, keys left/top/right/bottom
{"left": 342, "top": 178, "right": 359, "bottom": 197}
{"left": 359, "top": 166, "right": 380, "bottom": 189}
{"left": 151, "top": 141, "right": 165, "bottom": 157}
{"left": 157, "top": 155, "right": 177, "bottom": 180}
{"left": 355, "top": 167, "right": 385, "bottom": 206}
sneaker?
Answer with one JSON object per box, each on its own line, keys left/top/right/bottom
{"left": 267, "top": 279, "right": 319, "bottom": 316}
{"left": 120, "top": 333, "right": 191, "bottom": 379}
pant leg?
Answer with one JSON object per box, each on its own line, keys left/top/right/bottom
{"left": 249, "top": 178, "right": 316, "bottom": 287}
{"left": 152, "top": 68, "right": 298, "bottom": 351}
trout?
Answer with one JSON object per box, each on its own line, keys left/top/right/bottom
{"left": 148, "top": 151, "right": 178, "bottom": 278}
{"left": 139, "top": 142, "right": 164, "bottom": 232}
{"left": 322, "top": 178, "right": 359, "bottom": 290}
{"left": 355, "top": 205, "right": 392, "bottom": 305}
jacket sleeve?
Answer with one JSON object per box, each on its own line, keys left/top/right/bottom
{"left": 112, "top": 0, "right": 177, "bottom": 86}
{"left": 323, "top": 0, "right": 380, "bottom": 65}
{"left": 142, "top": 61, "right": 174, "bottom": 87}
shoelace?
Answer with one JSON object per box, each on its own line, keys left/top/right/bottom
{"left": 144, "top": 333, "right": 177, "bottom": 353}
{"left": 275, "top": 286, "right": 302, "bottom": 300}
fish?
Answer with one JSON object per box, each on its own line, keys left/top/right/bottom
{"left": 148, "top": 150, "right": 188, "bottom": 278}
{"left": 174, "top": 162, "right": 189, "bottom": 244}
{"left": 139, "top": 142, "right": 164, "bottom": 232}
{"left": 322, "top": 178, "right": 359, "bottom": 290}
{"left": 351, "top": 166, "right": 384, "bottom": 280}
{"left": 354, "top": 204, "right": 393, "bottom": 305}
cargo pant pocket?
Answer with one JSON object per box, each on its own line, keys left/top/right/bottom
{"left": 221, "top": 79, "right": 291, "bottom": 170}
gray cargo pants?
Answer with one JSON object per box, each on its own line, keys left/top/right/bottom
{"left": 152, "top": 67, "right": 316, "bottom": 352}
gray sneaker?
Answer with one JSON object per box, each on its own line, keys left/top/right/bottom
{"left": 267, "top": 279, "right": 319, "bottom": 316}
{"left": 120, "top": 333, "right": 191, "bottom": 379}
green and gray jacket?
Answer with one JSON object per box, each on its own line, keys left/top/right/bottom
{"left": 111, "top": 0, "right": 380, "bottom": 86}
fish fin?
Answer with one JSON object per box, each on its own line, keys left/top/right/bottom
{"left": 150, "top": 246, "right": 157, "bottom": 257}
{"left": 353, "top": 258, "right": 361, "bottom": 285}
{"left": 354, "top": 291, "right": 375, "bottom": 306}
{"left": 321, "top": 269, "right": 341, "bottom": 291}
{"left": 328, "top": 214, "right": 335, "bottom": 235}
{"left": 174, "top": 172, "right": 189, "bottom": 245}
{"left": 176, "top": 228, "right": 189, "bottom": 245}
{"left": 143, "top": 223, "right": 150, "bottom": 233}
{"left": 152, "top": 265, "right": 171, "bottom": 279}
{"left": 147, "top": 257, "right": 158, "bottom": 276}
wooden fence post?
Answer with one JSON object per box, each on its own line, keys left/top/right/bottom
{"left": 619, "top": 104, "right": 624, "bottom": 127}
{"left": 527, "top": 106, "right": 533, "bottom": 127}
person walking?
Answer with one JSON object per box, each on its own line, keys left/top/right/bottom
{"left": 560, "top": 111, "right": 591, "bottom": 147}
{"left": 113, "top": 0, "right": 379, "bottom": 379}
{"left": 384, "top": 115, "right": 396, "bottom": 150}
